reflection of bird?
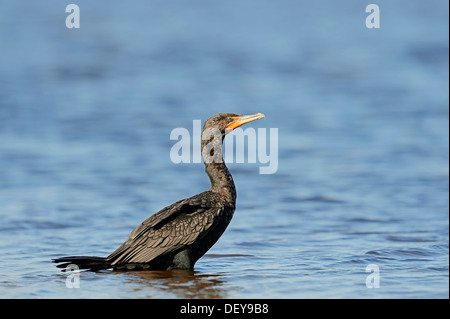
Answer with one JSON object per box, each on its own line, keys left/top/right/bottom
{"left": 53, "top": 113, "right": 265, "bottom": 271}
{"left": 126, "top": 270, "right": 227, "bottom": 298}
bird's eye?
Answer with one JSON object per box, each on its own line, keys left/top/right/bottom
{"left": 228, "top": 118, "right": 233, "bottom": 122}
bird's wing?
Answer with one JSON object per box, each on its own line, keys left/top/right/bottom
{"left": 107, "top": 194, "right": 221, "bottom": 265}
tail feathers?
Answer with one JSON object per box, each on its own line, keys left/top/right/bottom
{"left": 53, "top": 256, "right": 111, "bottom": 271}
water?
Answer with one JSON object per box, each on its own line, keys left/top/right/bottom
{"left": 0, "top": 0, "right": 448, "bottom": 298}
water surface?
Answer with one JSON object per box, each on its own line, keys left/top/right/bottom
{"left": 0, "top": 0, "right": 448, "bottom": 298}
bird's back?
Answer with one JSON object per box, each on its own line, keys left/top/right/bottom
{"left": 106, "top": 190, "right": 235, "bottom": 270}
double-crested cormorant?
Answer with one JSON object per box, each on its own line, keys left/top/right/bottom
{"left": 53, "top": 112, "right": 265, "bottom": 271}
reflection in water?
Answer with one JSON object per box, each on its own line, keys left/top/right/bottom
{"left": 117, "top": 269, "right": 230, "bottom": 299}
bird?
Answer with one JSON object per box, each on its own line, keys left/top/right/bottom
{"left": 53, "top": 112, "right": 265, "bottom": 271}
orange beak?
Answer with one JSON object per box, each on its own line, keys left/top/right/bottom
{"left": 225, "top": 113, "right": 265, "bottom": 134}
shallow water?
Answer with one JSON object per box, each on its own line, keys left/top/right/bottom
{"left": 0, "top": 0, "right": 448, "bottom": 298}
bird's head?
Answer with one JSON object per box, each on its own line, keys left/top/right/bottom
{"left": 201, "top": 113, "right": 265, "bottom": 164}
{"left": 202, "top": 112, "right": 266, "bottom": 137}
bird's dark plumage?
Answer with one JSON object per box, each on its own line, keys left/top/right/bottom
{"left": 53, "top": 113, "right": 265, "bottom": 271}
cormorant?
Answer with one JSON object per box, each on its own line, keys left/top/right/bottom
{"left": 53, "top": 112, "right": 265, "bottom": 271}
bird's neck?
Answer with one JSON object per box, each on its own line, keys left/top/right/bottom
{"left": 205, "top": 161, "right": 236, "bottom": 200}
{"left": 202, "top": 135, "right": 236, "bottom": 202}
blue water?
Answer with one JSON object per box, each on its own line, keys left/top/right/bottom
{"left": 0, "top": 0, "right": 448, "bottom": 298}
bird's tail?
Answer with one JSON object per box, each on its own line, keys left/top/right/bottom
{"left": 52, "top": 256, "right": 111, "bottom": 271}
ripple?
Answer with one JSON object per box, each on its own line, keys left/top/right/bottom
{"left": 386, "top": 235, "right": 437, "bottom": 243}
{"left": 283, "top": 195, "right": 346, "bottom": 204}
{"left": 204, "top": 254, "right": 254, "bottom": 258}
{"left": 365, "top": 246, "right": 439, "bottom": 259}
